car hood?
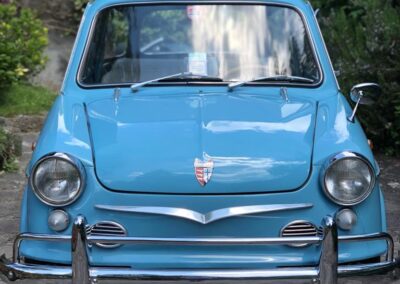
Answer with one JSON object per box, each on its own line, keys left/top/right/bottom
{"left": 86, "top": 91, "right": 316, "bottom": 194}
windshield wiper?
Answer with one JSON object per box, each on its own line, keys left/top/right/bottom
{"left": 131, "top": 72, "right": 223, "bottom": 92}
{"left": 228, "top": 75, "right": 315, "bottom": 91}
{"left": 160, "top": 74, "right": 223, "bottom": 83}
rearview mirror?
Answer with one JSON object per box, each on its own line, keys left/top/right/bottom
{"left": 348, "top": 83, "right": 381, "bottom": 122}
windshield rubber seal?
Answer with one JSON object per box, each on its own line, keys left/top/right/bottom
{"left": 76, "top": 1, "right": 324, "bottom": 90}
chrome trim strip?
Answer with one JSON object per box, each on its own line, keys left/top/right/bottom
{"left": 76, "top": 1, "right": 324, "bottom": 89}
{"left": 86, "top": 235, "right": 322, "bottom": 246}
{"left": 94, "top": 203, "right": 314, "bottom": 224}
{"left": 3, "top": 261, "right": 399, "bottom": 281}
{"left": 1, "top": 215, "right": 399, "bottom": 282}
{"left": 92, "top": 266, "right": 320, "bottom": 280}
{"left": 11, "top": 231, "right": 393, "bottom": 257}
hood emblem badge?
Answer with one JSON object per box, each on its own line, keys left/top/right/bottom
{"left": 194, "top": 158, "right": 214, "bottom": 187}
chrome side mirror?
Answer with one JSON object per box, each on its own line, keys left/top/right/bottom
{"left": 348, "top": 83, "right": 381, "bottom": 122}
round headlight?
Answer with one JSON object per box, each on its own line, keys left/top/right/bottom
{"left": 322, "top": 152, "right": 375, "bottom": 206}
{"left": 31, "top": 153, "right": 85, "bottom": 206}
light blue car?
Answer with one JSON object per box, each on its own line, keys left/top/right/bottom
{"left": 1, "top": 0, "right": 398, "bottom": 283}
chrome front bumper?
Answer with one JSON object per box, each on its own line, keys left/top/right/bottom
{"left": 0, "top": 215, "right": 399, "bottom": 284}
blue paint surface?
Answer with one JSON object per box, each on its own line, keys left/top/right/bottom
{"left": 87, "top": 91, "right": 316, "bottom": 193}
{"left": 20, "top": 0, "right": 387, "bottom": 269}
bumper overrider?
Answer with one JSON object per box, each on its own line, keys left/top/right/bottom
{"left": 1, "top": 215, "right": 399, "bottom": 284}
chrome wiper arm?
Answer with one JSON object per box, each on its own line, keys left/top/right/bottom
{"left": 228, "top": 75, "right": 315, "bottom": 91}
{"left": 160, "top": 74, "right": 224, "bottom": 82}
{"left": 131, "top": 72, "right": 224, "bottom": 92}
{"left": 131, "top": 72, "right": 192, "bottom": 92}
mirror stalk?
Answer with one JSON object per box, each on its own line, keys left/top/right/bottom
{"left": 348, "top": 90, "right": 363, "bottom": 123}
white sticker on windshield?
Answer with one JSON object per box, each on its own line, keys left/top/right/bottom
{"left": 187, "top": 6, "right": 202, "bottom": 20}
{"left": 188, "top": 53, "right": 207, "bottom": 76}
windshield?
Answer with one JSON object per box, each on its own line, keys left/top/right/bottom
{"left": 79, "top": 4, "right": 321, "bottom": 86}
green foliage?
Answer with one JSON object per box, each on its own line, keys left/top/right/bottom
{"left": 73, "top": 0, "right": 89, "bottom": 24}
{"left": 0, "top": 127, "right": 18, "bottom": 172}
{"left": 0, "top": 83, "right": 57, "bottom": 117}
{"left": 0, "top": 3, "right": 48, "bottom": 89}
{"left": 140, "top": 10, "right": 188, "bottom": 46}
{"left": 312, "top": 0, "right": 400, "bottom": 155}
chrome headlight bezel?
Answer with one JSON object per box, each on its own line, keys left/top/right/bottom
{"left": 30, "top": 153, "right": 86, "bottom": 207}
{"left": 321, "top": 151, "right": 376, "bottom": 206}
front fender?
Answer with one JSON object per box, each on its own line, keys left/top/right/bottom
{"left": 27, "top": 95, "right": 93, "bottom": 175}
{"left": 313, "top": 93, "right": 376, "bottom": 170}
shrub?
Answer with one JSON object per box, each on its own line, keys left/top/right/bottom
{"left": 312, "top": 0, "right": 400, "bottom": 155}
{"left": 0, "top": 127, "right": 19, "bottom": 172}
{"left": 0, "top": 3, "right": 48, "bottom": 89}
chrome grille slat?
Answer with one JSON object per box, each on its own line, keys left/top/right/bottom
{"left": 92, "top": 232, "right": 125, "bottom": 235}
{"left": 283, "top": 229, "right": 317, "bottom": 233}
{"left": 93, "top": 224, "right": 122, "bottom": 228}
{"left": 94, "top": 223, "right": 122, "bottom": 228}
{"left": 283, "top": 231, "right": 317, "bottom": 234}
{"left": 285, "top": 225, "right": 315, "bottom": 229}
{"left": 283, "top": 227, "right": 316, "bottom": 230}
{"left": 87, "top": 221, "right": 127, "bottom": 248}
{"left": 282, "top": 233, "right": 318, "bottom": 236}
{"left": 282, "top": 230, "right": 317, "bottom": 234}
{"left": 280, "top": 221, "right": 318, "bottom": 247}
{"left": 91, "top": 229, "right": 125, "bottom": 234}
{"left": 93, "top": 226, "right": 123, "bottom": 230}
{"left": 90, "top": 232, "right": 126, "bottom": 236}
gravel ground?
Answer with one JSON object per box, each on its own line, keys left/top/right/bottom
{"left": 0, "top": 122, "right": 399, "bottom": 284}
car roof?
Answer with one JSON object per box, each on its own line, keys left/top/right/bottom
{"left": 90, "top": 0, "right": 312, "bottom": 9}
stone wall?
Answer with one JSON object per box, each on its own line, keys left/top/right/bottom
{"left": 32, "top": 31, "right": 75, "bottom": 91}
{"left": 19, "top": 0, "right": 77, "bottom": 31}
{"left": 20, "top": 0, "right": 78, "bottom": 91}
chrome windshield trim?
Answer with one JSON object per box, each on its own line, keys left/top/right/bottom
{"left": 94, "top": 203, "right": 313, "bottom": 225}
{"left": 76, "top": 1, "right": 324, "bottom": 89}
{"left": 308, "top": 1, "right": 339, "bottom": 90}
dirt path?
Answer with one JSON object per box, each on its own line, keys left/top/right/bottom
{"left": 0, "top": 120, "right": 399, "bottom": 283}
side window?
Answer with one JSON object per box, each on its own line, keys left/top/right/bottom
{"left": 104, "top": 9, "right": 129, "bottom": 59}
{"left": 80, "top": 8, "right": 129, "bottom": 84}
